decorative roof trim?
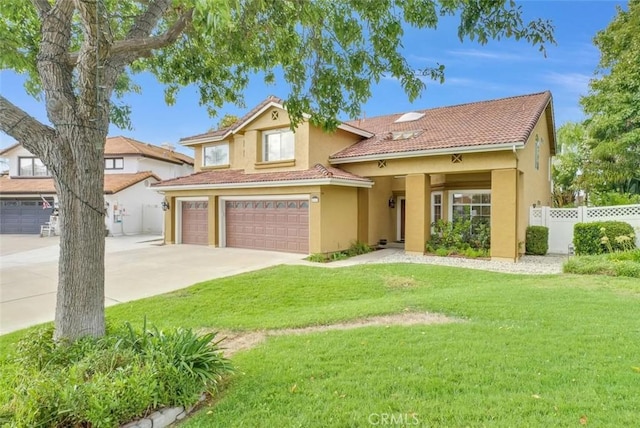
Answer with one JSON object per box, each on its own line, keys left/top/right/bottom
{"left": 180, "top": 100, "right": 373, "bottom": 146}
{"left": 330, "top": 142, "right": 525, "bottom": 164}
{"left": 152, "top": 177, "right": 373, "bottom": 192}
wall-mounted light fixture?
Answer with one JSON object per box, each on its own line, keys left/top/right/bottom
{"left": 388, "top": 197, "right": 395, "bottom": 209}
{"left": 311, "top": 195, "right": 320, "bottom": 203}
{"left": 161, "top": 199, "right": 170, "bottom": 211}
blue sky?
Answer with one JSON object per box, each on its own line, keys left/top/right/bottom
{"left": 0, "top": 1, "right": 626, "bottom": 154}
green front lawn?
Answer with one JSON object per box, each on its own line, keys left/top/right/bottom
{"left": 2, "top": 264, "right": 639, "bottom": 427}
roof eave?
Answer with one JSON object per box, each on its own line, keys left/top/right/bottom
{"left": 152, "top": 177, "right": 373, "bottom": 192}
{"left": 329, "top": 142, "right": 526, "bottom": 164}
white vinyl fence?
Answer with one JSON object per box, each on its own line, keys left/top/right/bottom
{"left": 529, "top": 204, "right": 640, "bottom": 254}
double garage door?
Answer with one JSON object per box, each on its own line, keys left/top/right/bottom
{"left": 181, "top": 199, "right": 309, "bottom": 253}
{"left": 0, "top": 198, "right": 54, "bottom": 234}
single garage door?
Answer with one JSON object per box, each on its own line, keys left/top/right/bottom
{"left": 181, "top": 201, "right": 208, "bottom": 245}
{"left": 225, "top": 199, "right": 309, "bottom": 253}
{"left": 0, "top": 198, "right": 54, "bottom": 234}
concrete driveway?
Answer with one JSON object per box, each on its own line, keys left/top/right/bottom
{"left": 0, "top": 235, "right": 304, "bottom": 335}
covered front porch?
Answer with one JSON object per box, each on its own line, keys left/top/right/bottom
{"left": 356, "top": 169, "right": 522, "bottom": 261}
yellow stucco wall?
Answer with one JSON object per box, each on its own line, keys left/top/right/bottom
{"left": 318, "top": 186, "right": 359, "bottom": 253}
{"left": 491, "top": 169, "right": 518, "bottom": 261}
{"left": 308, "top": 126, "right": 362, "bottom": 167}
{"left": 516, "top": 105, "right": 554, "bottom": 250}
{"left": 365, "top": 176, "right": 394, "bottom": 246}
{"left": 405, "top": 174, "right": 431, "bottom": 254}
{"left": 339, "top": 150, "right": 517, "bottom": 177}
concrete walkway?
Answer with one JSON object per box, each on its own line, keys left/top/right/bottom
{"left": 0, "top": 235, "right": 303, "bottom": 335}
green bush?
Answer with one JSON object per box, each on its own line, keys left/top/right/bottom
{"left": 345, "top": 240, "right": 372, "bottom": 257}
{"left": 564, "top": 249, "right": 640, "bottom": 278}
{"left": 573, "top": 221, "right": 636, "bottom": 255}
{"left": 427, "top": 219, "right": 490, "bottom": 257}
{"left": 525, "top": 226, "right": 549, "bottom": 255}
{"left": 2, "top": 321, "right": 232, "bottom": 427}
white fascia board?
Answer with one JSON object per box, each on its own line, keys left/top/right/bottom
{"left": 0, "top": 193, "right": 57, "bottom": 198}
{"left": 180, "top": 134, "right": 229, "bottom": 146}
{"left": 153, "top": 177, "right": 373, "bottom": 192}
{"left": 329, "top": 142, "right": 525, "bottom": 164}
{"left": 337, "top": 123, "right": 374, "bottom": 138}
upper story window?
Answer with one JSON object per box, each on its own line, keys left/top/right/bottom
{"left": 263, "top": 129, "right": 294, "bottom": 162}
{"left": 19, "top": 157, "right": 50, "bottom": 177}
{"left": 534, "top": 135, "right": 541, "bottom": 170}
{"left": 105, "top": 158, "right": 124, "bottom": 170}
{"left": 203, "top": 143, "right": 229, "bottom": 166}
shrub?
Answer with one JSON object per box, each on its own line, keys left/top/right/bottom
{"left": 2, "top": 321, "right": 232, "bottom": 427}
{"left": 345, "top": 240, "right": 372, "bottom": 257}
{"left": 306, "top": 253, "right": 328, "bottom": 263}
{"left": 427, "top": 219, "right": 490, "bottom": 256}
{"left": 564, "top": 249, "right": 640, "bottom": 278}
{"left": 574, "top": 221, "right": 636, "bottom": 255}
{"left": 525, "top": 226, "right": 549, "bottom": 255}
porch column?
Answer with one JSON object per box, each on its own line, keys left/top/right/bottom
{"left": 405, "top": 173, "right": 431, "bottom": 255}
{"left": 163, "top": 196, "right": 175, "bottom": 244}
{"left": 491, "top": 169, "right": 518, "bottom": 262}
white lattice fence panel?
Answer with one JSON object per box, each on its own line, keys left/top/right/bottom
{"left": 530, "top": 204, "right": 640, "bottom": 254}
{"left": 549, "top": 208, "right": 580, "bottom": 221}
{"left": 586, "top": 204, "right": 640, "bottom": 220}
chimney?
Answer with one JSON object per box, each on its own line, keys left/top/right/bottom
{"left": 160, "top": 142, "right": 175, "bottom": 151}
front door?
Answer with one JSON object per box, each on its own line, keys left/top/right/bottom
{"left": 399, "top": 197, "right": 406, "bottom": 242}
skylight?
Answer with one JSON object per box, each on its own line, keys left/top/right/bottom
{"left": 394, "top": 112, "right": 425, "bottom": 123}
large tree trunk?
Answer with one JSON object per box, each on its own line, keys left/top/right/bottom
{"left": 52, "top": 127, "right": 107, "bottom": 341}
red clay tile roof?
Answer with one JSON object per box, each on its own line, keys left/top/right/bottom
{"left": 105, "top": 136, "right": 194, "bottom": 165}
{"left": 153, "top": 164, "right": 371, "bottom": 187}
{"left": 0, "top": 137, "right": 194, "bottom": 166}
{"left": 180, "top": 96, "right": 284, "bottom": 144}
{"left": 331, "top": 91, "right": 553, "bottom": 160}
{"left": 0, "top": 172, "right": 159, "bottom": 195}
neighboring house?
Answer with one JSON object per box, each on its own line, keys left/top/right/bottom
{"left": 0, "top": 136, "right": 193, "bottom": 235}
{"left": 153, "top": 92, "right": 555, "bottom": 261}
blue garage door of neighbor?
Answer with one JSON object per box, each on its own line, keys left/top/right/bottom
{"left": 0, "top": 198, "right": 54, "bottom": 234}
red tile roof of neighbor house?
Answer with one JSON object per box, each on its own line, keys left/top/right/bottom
{"left": 330, "top": 91, "right": 554, "bottom": 160}
{"left": 153, "top": 164, "right": 371, "bottom": 187}
{"left": 0, "top": 172, "right": 159, "bottom": 195}
{"left": 105, "top": 136, "right": 194, "bottom": 165}
{"left": 0, "top": 137, "right": 194, "bottom": 165}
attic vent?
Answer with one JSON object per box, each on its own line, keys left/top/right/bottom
{"left": 392, "top": 130, "right": 423, "bottom": 140}
{"left": 394, "top": 112, "right": 424, "bottom": 123}
{"left": 271, "top": 110, "right": 279, "bottom": 120}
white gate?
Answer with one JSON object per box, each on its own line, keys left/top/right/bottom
{"left": 529, "top": 204, "right": 640, "bottom": 254}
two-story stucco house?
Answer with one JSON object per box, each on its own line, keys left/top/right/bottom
{"left": 0, "top": 136, "right": 193, "bottom": 235}
{"left": 153, "top": 91, "right": 556, "bottom": 261}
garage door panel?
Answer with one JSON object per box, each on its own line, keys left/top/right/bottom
{"left": 0, "top": 199, "right": 54, "bottom": 234}
{"left": 225, "top": 199, "right": 308, "bottom": 254}
{"left": 182, "top": 201, "right": 208, "bottom": 245}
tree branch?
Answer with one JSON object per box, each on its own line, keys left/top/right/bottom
{"left": 0, "top": 95, "right": 57, "bottom": 154}
{"left": 111, "top": 9, "right": 193, "bottom": 61}
{"left": 30, "top": 0, "right": 52, "bottom": 19}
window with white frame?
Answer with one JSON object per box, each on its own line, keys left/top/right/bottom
{"left": 105, "top": 157, "right": 124, "bottom": 170}
{"left": 203, "top": 144, "right": 229, "bottom": 166}
{"left": 432, "top": 192, "right": 443, "bottom": 224}
{"left": 450, "top": 191, "right": 491, "bottom": 227}
{"left": 263, "top": 129, "right": 294, "bottom": 162}
{"left": 19, "top": 157, "right": 50, "bottom": 176}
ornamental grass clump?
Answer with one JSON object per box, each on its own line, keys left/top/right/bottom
{"left": 1, "top": 321, "right": 233, "bottom": 427}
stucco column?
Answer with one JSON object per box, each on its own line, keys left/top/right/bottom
{"left": 491, "top": 169, "right": 518, "bottom": 262}
{"left": 405, "top": 173, "right": 431, "bottom": 255}
{"left": 163, "top": 196, "right": 175, "bottom": 244}
{"left": 208, "top": 195, "right": 217, "bottom": 246}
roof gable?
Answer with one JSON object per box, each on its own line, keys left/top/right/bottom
{"left": 179, "top": 96, "right": 373, "bottom": 146}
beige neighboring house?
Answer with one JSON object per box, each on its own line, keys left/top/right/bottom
{"left": 0, "top": 136, "right": 193, "bottom": 235}
{"left": 154, "top": 92, "right": 556, "bottom": 261}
